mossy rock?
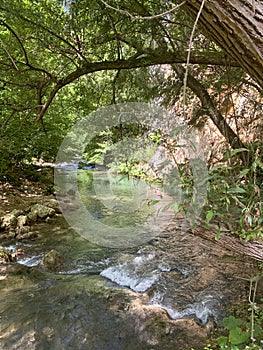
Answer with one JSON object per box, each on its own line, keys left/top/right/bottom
{"left": 0, "top": 246, "right": 16, "bottom": 264}
{"left": 39, "top": 249, "right": 64, "bottom": 272}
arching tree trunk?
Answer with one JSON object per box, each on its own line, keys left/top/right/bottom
{"left": 182, "top": 0, "right": 263, "bottom": 89}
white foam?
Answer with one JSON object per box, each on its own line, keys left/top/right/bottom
{"left": 100, "top": 264, "right": 159, "bottom": 292}
{"left": 18, "top": 254, "right": 43, "bottom": 267}
{"left": 100, "top": 253, "right": 158, "bottom": 292}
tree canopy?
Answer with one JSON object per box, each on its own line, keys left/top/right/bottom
{"left": 0, "top": 0, "right": 262, "bottom": 168}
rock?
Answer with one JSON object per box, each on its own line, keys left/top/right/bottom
{"left": 6, "top": 263, "right": 31, "bottom": 275}
{"left": 27, "top": 210, "right": 38, "bottom": 222}
{"left": 17, "top": 215, "right": 27, "bottom": 228}
{"left": 16, "top": 228, "right": 38, "bottom": 241}
{"left": 0, "top": 246, "right": 16, "bottom": 264}
{"left": 39, "top": 249, "right": 64, "bottom": 272}
{"left": 42, "top": 198, "right": 62, "bottom": 213}
{"left": 10, "top": 209, "right": 24, "bottom": 217}
{"left": 0, "top": 230, "right": 16, "bottom": 240}
{"left": 1, "top": 213, "right": 17, "bottom": 229}
{"left": 17, "top": 226, "right": 31, "bottom": 234}
{"left": 29, "top": 204, "right": 55, "bottom": 220}
{"left": 107, "top": 289, "right": 213, "bottom": 350}
{"left": 19, "top": 232, "right": 38, "bottom": 240}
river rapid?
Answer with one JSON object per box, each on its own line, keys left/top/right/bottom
{"left": 0, "top": 171, "right": 258, "bottom": 349}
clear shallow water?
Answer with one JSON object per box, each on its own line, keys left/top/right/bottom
{"left": 0, "top": 273, "right": 152, "bottom": 350}
{"left": 55, "top": 169, "right": 175, "bottom": 247}
{"left": 0, "top": 171, "right": 256, "bottom": 349}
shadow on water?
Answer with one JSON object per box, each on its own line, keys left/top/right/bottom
{"left": 0, "top": 272, "right": 151, "bottom": 350}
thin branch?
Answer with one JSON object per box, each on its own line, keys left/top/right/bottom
{"left": 2, "top": 110, "right": 16, "bottom": 128}
{"left": 13, "top": 12, "right": 88, "bottom": 63}
{"left": 107, "top": 13, "right": 122, "bottom": 59}
{"left": 34, "top": 84, "right": 62, "bottom": 123}
{"left": 183, "top": 0, "right": 207, "bottom": 116}
{"left": 19, "top": 62, "right": 57, "bottom": 81}
{"left": 0, "top": 23, "right": 56, "bottom": 80}
{"left": 248, "top": 276, "right": 260, "bottom": 344}
{"left": 0, "top": 19, "right": 29, "bottom": 64}
{"left": 173, "top": 64, "right": 249, "bottom": 164}
{"left": 0, "top": 5, "right": 87, "bottom": 63}
{"left": 100, "top": 0, "right": 186, "bottom": 20}
{"left": 0, "top": 39, "right": 19, "bottom": 70}
{"left": 111, "top": 70, "right": 121, "bottom": 104}
{"left": 11, "top": 110, "right": 32, "bottom": 136}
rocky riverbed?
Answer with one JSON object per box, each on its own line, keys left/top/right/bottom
{"left": 0, "top": 186, "right": 262, "bottom": 349}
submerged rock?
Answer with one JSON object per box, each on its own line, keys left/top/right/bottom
{"left": 39, "top": 249, "right": 64, "bottom": 272}
{"left": 17, "top": 229, "right": 38, "bottom": 241}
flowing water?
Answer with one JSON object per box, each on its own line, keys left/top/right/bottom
{"left": 0, "top": 170, "right": 257, "bottom": 349}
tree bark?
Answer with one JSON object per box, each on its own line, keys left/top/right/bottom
{"left": 181, "top": 0, "right": 263, "bottom": 89}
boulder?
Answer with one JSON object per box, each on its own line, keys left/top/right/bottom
{"left": 42, "top": 199, "right": 62, "bottom": 213}
{"left": 10, "top": 209, "right": 24, "bottom": 217}
{"left": 0, "top": 246, "right": 16, "bottom": 264}
{"left": 16, "top": 226, "right": 37, "bottom": 241}
{"left": 27, "top": 210, "right": 38, "bottom": 222}
{"left": 1, "top": 213, "right": 17, "bottom": 229}
{"left": 39, "top": 249, "right": 64, "bottom": 272}
{"left": 29, "top": 204, "right": 55, "bottom": 220}
{"left": 17, "top": 215, "right": 27, "bottom": 228}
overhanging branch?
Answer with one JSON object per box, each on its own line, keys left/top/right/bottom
{"left": 33, "top": 49, "right": 239, "bottom": 123}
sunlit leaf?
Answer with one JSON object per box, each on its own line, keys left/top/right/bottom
{"left": 206, "top": 210, "right": 214, "bottom": 222}
{"left": 148, "top": 199, "right": 159, "bottom": 206}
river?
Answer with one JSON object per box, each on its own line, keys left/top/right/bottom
{"left": 0, "top": 170, "right": 257, "bottom": 349}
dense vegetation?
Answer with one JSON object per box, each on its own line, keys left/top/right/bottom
{"left": 0, "top": 1, "right": 263, "bottom": 348}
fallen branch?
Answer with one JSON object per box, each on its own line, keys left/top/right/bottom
{"left": 191, "top": 222, "right": 263, "bottom": 261}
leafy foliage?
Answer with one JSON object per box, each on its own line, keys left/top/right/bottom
{"left": 204, "top": 148, "right": 263, "bottom": 241}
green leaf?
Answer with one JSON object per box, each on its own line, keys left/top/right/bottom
{"left": 217, "top": 336, "right": 228, "bottom": 346}
{"left": 206, "top": 210, "right": 215, "bottom": 222}
{"left": 230, "top": 148, "right": 248, "bottom": 156}
{"left": 148, "top": 199, "right": 159, "bottom": 206}
{"left": 228, "top": 187, "right": 246, "bottom": 194}
{"left": 229, "top": 327, "right": 249, "bottom": 345}
{"left": 223, "top": 316, "right": 243, "bottom": 330}
{"left": 215, "top": 231, "right": 221, "bottom": 240}
{"left": 245, "top": 322, "right": 263, "bottom": 338}
{"left": 256, "top": 159, "right": 263, "bottom": 170}
{"left": 162, "top": 202, "right": 173, "bottom": 212}
{"left": 238, "top": 168, "right": 250, "bottom": 178}
{"left": 174, "top": 201, "right": 179, "bottom": 215}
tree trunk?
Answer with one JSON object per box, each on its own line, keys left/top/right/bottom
{"left": 182, "top": 0, "right": 263, "bottom": 89}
